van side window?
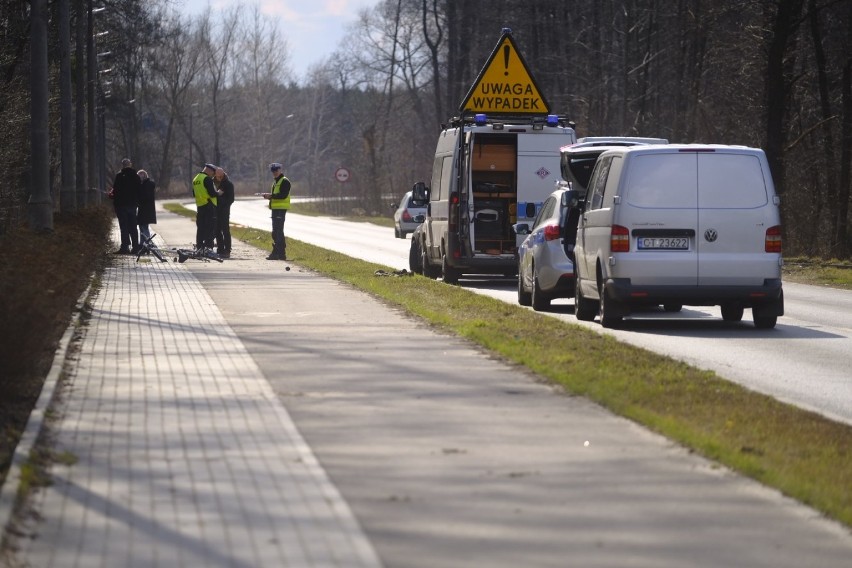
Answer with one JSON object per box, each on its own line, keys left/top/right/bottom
{"left": 440, "top": 156, "right": 454, "bottom": 200}
{"left": 431, "top": 158, "right": 443, "bottom": 201}
{"left": 588, "top": 156, "right": 613, "bottom": 210}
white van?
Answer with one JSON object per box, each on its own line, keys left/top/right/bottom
{"left": 410, "top": 115, "right": 577, "bottom": 283}
{"left": 573, "top": 144, "right": 784, "bottom": 328}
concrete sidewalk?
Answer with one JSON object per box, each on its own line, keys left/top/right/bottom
{"left": 3, "top": 206, "right": 852, "bottom": 567}
{"left": 1, "top": 215, "right": 380, "bottom": 567}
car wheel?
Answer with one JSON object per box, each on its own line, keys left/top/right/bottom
{"left": 442, "top": 253, "right": 460, "bottom": 285}
{"left": 531, "top": 273, "right": 550, "bottom": 311}
{"left": 599, "top": 280, "right": 623, "bottom": 328}
{"left": 663, "top": 303, "right": 682, "bottom": 312}
{"left": 574, "top": 282, "right": 597, "bottom": 321}
{"left": 409, "top": 238, "right": 423, "bottom": 274}
{"left": 394, "top": 225, "right": 402, "bottom": 238}
{"left": 721, "top": 304, "right": 744, "bottom": 322}
{"left": 517, "top": 269, "right": 532, "bottom": 306}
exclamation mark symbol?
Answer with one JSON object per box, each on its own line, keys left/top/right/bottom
{"left": 503, "top": 45, "right": 510, "bottom": 76}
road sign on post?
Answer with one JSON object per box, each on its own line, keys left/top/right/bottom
{"left": 459, "top": 28, "right": 550, "bottom": 115}
{"left": 335, "top": 167, "right": 351, "bottom": 183}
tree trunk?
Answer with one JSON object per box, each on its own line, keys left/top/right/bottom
{"left": 28, "top": 0, "right": 52, "bottom": 231}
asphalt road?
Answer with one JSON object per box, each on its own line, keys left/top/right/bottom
{"left": 159, "top": 206, "right": 852, "bottom": 567}
{"left": 228, "top": 198, "right": 852, "bottom": 427}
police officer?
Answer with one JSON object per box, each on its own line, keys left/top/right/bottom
{"left": 192, "top": 163, "right": 223, "bottom": 251}
{"left": 260, "top": 162, "right": 291, "bottom": 260}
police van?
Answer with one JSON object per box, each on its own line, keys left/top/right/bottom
{"left": 408, "top": 29, "right": 578, "bottom": 283}
{"left": 409, "top": 114, "right": 577, "bottom": 283}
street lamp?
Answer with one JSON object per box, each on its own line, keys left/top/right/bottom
{"left": 188, "top": 102, "right": 198, "bottom": 187}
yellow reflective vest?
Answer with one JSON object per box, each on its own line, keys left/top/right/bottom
{"left": 269, "top": 175, "right": 291, "bottom": 210}
{"left": 193, "top": 172, "right": 217, "bottom": 207}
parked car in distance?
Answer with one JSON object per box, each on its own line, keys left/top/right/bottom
{"left": 393, "top": 185, "right": 428, "bottom": 238}
{"left": 513, "top": 184, "right": 585, "bottom": 310}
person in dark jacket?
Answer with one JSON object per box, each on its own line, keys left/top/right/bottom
{"left": 111, "top": 158, "right": 141, "bottom": 254}
{"left": 137, "top": 170, "right": 157, "bottom": 248}
{"left": 214, "top": 167, "right": 235, "bottom": 258}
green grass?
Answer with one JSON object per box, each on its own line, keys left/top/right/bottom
{"left": 166, "top": 203, "right": 852, "bottom": 527}
{"left": 784, "top": 257, "right": 852, "bottom": 290}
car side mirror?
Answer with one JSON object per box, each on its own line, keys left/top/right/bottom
{"left": 412, "top": 181, "right": 429, "bottom": 202}
{"left": 413, "top": 214, "right": 426, "bottom": 223}
{"left": 512, "top": 223, "right": 531, "bottom": 236}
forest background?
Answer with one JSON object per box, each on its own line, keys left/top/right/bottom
{"left": 1, "top": 0, "right": 851, "bottom": 258}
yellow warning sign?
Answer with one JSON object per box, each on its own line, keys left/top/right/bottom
{"left": 460, "top": 31, "right": 550, "bottom": 115}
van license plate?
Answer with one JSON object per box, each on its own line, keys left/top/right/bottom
{"left": 637, "top": 237, "right": 688, "bottom": 250}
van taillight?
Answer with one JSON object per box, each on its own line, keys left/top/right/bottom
{"left": 765, "top": 225, "right": 782, "bottom": 253}
{"left": 449, "top": 191, "right": 459, "bottom": 231}
{"left": 611, "top": 225, "right": 630, "bottom": 252}
{"left": 543, "top": 224, "right": 561, "bottom": 241}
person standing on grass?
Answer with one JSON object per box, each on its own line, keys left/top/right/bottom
{"left": 192, "top": 163, "right": 223, "bottom": 251}
{"left": 137, "top": 170, "right": 157, "bottom": 247}
{"left": 111, "top": 158, "right": 141, "bottom": 255}
{"left": 259, "top": 162, "right": 291, "bottom": 261}
{"left": 214, "top": 166, "right": 235, "bottom": 258}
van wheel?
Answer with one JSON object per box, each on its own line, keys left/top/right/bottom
{"left": 753, "top": 314, "right": 777, "bottom": 329}
{"left": 442, "top": 254, "right": 460, "bottom": 285}
{"left": 599, "top": 282, "right": 623, "bottom": 328}
{"left": 721, "top": 304, "right": 744, "bottom": 322}
{"left": 409, "top": 238, "right": 423, "bottom": 274}
{"left": 531, "top": 274, "right": 550, "bottom": 311}
{"left": 574, "top": 283, "right": 597, "bottom": 321}
{"left": 517, "top": 271, "right": 532, "bottom": 306}
{"left": 663, "top": 303, "right": 682, "bottom": 313}
{"left": 422, "top": 249, "right": 439, "bottom": 279}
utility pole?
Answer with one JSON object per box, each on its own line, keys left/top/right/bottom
{"left": 28, "top": 0, "right": 53, "bottom": 231}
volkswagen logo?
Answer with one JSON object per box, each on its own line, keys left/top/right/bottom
{"left": 704, "top": 228, "right": 718, "bottom": 243}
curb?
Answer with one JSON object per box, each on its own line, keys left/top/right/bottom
{"left": 0, "top": 276, "right": 97, "bottom": 538}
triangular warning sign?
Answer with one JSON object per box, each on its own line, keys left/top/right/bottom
{"left": 460, "top": 30, "right": 550, "bottom": 115}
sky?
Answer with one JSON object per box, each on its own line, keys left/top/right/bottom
{"left": 176, "top": 0, "right": 381, "bottom": 80}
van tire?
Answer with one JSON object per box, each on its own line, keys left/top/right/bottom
{"left": 422, "top": 249, "right": 440, "bottom": 279}
{"left": 575, "top": 283, "right": 597, "bottom": 321}
{"left": 442, "top": 254, "right": 460, "bottom": 285}
{"left": 721, "top": 304, "right": 744, "bottom": 322}
{"left": 409, "top": 238, "right": 423, "bottom": 274}
{"left": 753, "top": 314, "right": 777, "bottom": 329}
{"left": 517, "top": 273, "right": 532, "bottom": 306}
{"left": 599, "top": 282, "right": 623, "bottom": 328}
{"left": 532, "top": 274, "right": 550, "bottom": 311}
{"left": 663, "top": 303, "right": 682, "bottom": 313}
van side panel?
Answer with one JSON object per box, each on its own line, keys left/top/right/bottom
{"left": 516, "top": 133, "right": 566, "bottom": 245}
{"left": 695, "top": 152, "right": 781, "bottom": 285}
{"left": 615, "top": 153, "right": 699, "bottom": 286}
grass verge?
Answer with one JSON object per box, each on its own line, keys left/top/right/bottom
{"left": 166, "top": 203, "right": 852, "bottom": 528}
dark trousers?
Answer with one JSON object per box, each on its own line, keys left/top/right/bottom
{"left": 271, "top": 209, "right": 287, "bottom": 258}
{"left": 115, "top": 205, "right": 139, "bottom": 250}
{"left": 196, "top": 204, "right": 217, "bottom": 249}
{"left": 216, "top": 205, "right": 232, "bottom": 253}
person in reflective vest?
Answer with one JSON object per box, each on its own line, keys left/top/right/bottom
{"left": 259, "top": 162, "right": 291, "bottom": 260}
{"left": 192, "top": 164, "right": 223, "bottom": 251}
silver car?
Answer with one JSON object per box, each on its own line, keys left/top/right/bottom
{"left": 393, "top": 189, "right": 428, "bottom": 238}
{"left": 513, "top": 185, "right": 585, "bottom": 311}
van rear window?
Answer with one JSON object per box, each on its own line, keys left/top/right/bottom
{"left": 697, "top": 153, "right": 769, "bottom": 208}
{"left": 625, "top": 154, "right": 697, "bottom": 209}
